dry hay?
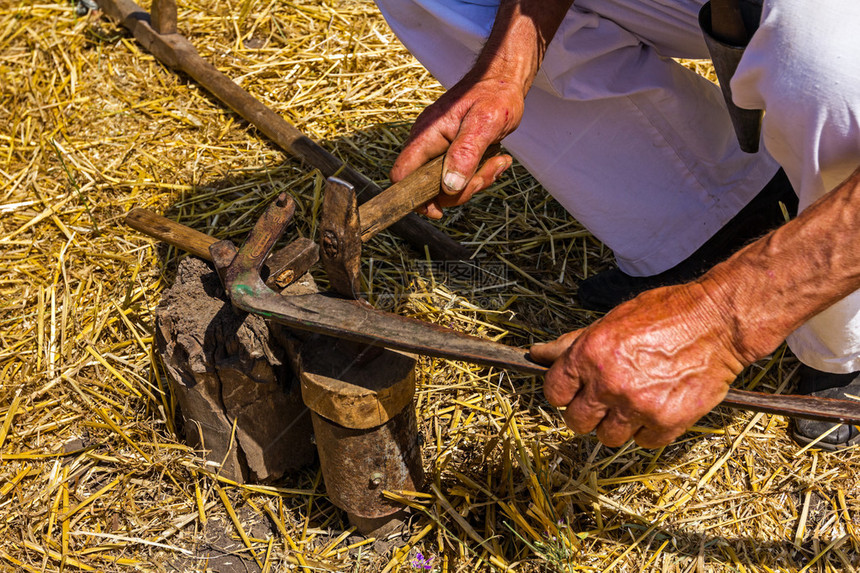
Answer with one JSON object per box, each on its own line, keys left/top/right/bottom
{"left": 1, "top": 0, "right": 859, "bottom": 571}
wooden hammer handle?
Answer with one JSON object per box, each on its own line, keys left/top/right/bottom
{"left": 359, "top": 147, "right": 503, "bottom": 242}
{"left": 126, "top": 208, "right": 216, "bottom": 260}
{"left": 126, "top": 207, "right": 319, "bottom": 289}
{"left": 358, "top": 155, "right": 445, "bottom": 242}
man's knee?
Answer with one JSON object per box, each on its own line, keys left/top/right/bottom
{"left": 734, "top": 0, "right": 860, "bottom": 118}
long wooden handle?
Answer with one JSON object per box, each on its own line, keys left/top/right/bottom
{"left": 359, "top": 155, "right": 444, "bottom": 242}
{"left": 126, "top": 208, "right": 216, "bottom": 260}
{"left": 95, "top": 0, "right": 470, "bottom": 261}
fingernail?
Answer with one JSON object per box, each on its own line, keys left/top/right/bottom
{"left": 493, "top": 164, "right": 507, "bottom": 181}
{"left": 443, "top": 170, "right": 466, "bottom": 193}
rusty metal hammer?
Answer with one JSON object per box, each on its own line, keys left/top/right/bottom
{"left": 319, "top": 150, "right": 504, "bottom": 298}
{"left": 319, "top": 156, "right": 447, "bottom": 298}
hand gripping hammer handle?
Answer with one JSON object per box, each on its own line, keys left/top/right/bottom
{"left": 358, "top": 155, "right": 445, "bottom": 242}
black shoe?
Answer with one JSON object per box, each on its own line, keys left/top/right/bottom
{"left": 578, "top": 169, "right": 798, "bottom": 312}
{"left": 792, "top": 365, "right": 860, "bottom": 450}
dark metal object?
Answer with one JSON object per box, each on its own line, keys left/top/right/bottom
{"left": 320, "top": 161, "right": 443, "bottom": 298}
{"left": 321, "top": 149, "right": 498, "bottom": 298}
{"left": 300, "top": 339, "right": 422, "bottom": 526}
{"left": 263, "top": 237, "right": 319, "bottom": 289}
{"left": 95, "top": 0, "right": 469, "bottom": 261}
{"left": 124, "top": 207, "right": 318, "bottom": 290}
{"left": 320, "top": 178, "right": 362, "bottom": 298}
{"left": 311, "top": 405, "right": 424, "bottom": 521}
{"left": 700, "top": 0, "right": 764, "bottom": 153}
{"left": 208, "top": 194, "right": 860, "bottom": 426}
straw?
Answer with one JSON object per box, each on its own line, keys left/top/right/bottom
{"left": 1, "top": 0, "right": 858, "bottom": 571}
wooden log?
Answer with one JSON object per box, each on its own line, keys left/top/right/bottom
{"left": 300, "top": 339, "right": 415, "bottom": 430}
{"left": 155, "top": 257, "right": 315, "bottom": 483}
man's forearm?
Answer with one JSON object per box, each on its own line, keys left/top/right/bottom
{"left": 702, "top": 167, "right": 860, "bottom": 364}
{"left": 471, "top": 0, "right": 574, "bottom": 95}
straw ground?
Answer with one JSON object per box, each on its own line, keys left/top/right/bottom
{"left": 1, "top": 0, "right": 858, "bottom": 571}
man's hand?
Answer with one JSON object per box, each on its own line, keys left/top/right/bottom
{"left": 390, "top": 74, "right": 519, "bottom": 219}
{"left": 390, "top": 0, "right": 574, "bottom": 219}
{"left": 530, "top": 283, "right": 748, "bottom": 448}
{"left": 529, "top": 167, "right": 860, "bottom": 449}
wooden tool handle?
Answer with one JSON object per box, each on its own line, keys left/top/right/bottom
{"left": 710, "top": 0, "right": 748, "bottom": 45}
{"left": 97, "top": 0, "right": 470, "bottom": 261}
{"left": 125, "top": 208, "right": 216, "bottom": 261}
{"left": 150, "top": 0, "right": 178, "bottom": 34}
{"left": 358, "top": 155, "right": 445, "bottom": 242}
{"left": 126, "top": 208, "right": 319, "bottom": 289}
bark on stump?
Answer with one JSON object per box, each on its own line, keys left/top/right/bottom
{"left": 155, "top": 257, "right": 315, "bottom": 482}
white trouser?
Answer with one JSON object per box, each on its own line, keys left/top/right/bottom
{"left": 375, "top": 0, "right": 860, "bottom": 373}
{"left": 732, "top": 0, "right": 860, "bottom": 373}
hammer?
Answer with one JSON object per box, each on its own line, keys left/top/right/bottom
{"left": 320, "top": 154, "right": 475, "bottom": 298}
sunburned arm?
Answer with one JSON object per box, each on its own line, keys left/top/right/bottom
{"left": 391, "top": 0, "right": 574, "bottom": 217}
{"left": 531, "top": 166, "right": 860, "bottom": 448}
{"left": 470, "top": 0, "right": 574, "bottom": 96}
{"left": 706, "top": 166, "right": 860, "bottom": 362}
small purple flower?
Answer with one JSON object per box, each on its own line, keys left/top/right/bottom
{"left": 411, "top": 552, "right": 435, "bottom": 570}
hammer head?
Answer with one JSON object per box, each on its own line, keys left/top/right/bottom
{"left": 320, "top": 177, "right": 362, "bottom": 298}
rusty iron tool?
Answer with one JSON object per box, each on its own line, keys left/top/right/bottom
{"left": 320, "top": 158, "right": 445, "bottom": 297}
{"left": 125, "top": 207, "right": 318, "bottom": 289}
{"left": 320, "top": 153, "right": 485, "bottom": 297}
{"left": 200, "top": 193, "right": 860, "bottom": 426}
{"left": 94, "top": 0, "right": 469, "bottom": 261}
{"left": 320, "top": 177, "right": 363, "bottom": 298}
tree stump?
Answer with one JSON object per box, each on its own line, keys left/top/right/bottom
{"left": 155, "top": 257, "right": 315, "bottom": 483}
{"left": 299, "top": 337, "right": 424, "bottom": 535}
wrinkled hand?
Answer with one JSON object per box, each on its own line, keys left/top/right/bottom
{"left": 391, "top": 75, "right": 521, "bottom": 219}
{"left": 530, "top": 283, "right": 748, "bottom": 448}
